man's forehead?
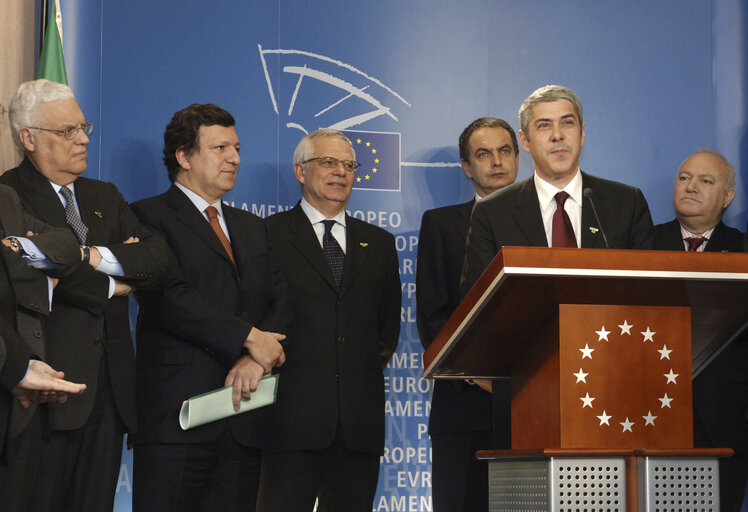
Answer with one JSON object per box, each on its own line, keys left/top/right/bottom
{"left": 469, "top": 127, "right": 512, "bottom": 146}
{"left": 531, "top": 99, "right": 577, "bottom": 119}
{"left": 198, "top": 124, "right": 238, "bottom": 142}
{"left": 37, "top": 99, "right": 85, "bottom": 124}
{"left": 679, "top": 154, "right": 727, "bottom": 177}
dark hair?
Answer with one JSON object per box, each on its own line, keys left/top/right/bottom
{"left": 163, "top": 104, "right": 235, "bottom": 182}
{"left": 458, "top": 117, "right": 518, "bottom": 163}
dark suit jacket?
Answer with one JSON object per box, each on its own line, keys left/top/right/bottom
{"left": 461, "top": 172, "right": 655, "bottom": 295}
{"left": 0, "top": 183, "right": 80, "bottom": 454}
{"left": 255, "top": 203, "right": 401, "bottom": 455}
{"left": 416, "top": 200, "right": 492, "bottom": 435}
{"left": 654, "top": 219, "right": 744, "bottom": 253}
{"left": 654, "top": 219, "right": 747, "bottom": 455}
{"left": 0, "top": 315, "right": 31, "bottom": 460}
{"left": 0, "top": 157, "right": 170, "bottom": 433}
{"left": 130, "top": 185, "right": 291, "bottom": 446}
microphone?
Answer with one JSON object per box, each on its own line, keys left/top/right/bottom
{"left": 583, "top": 187, "right": 610, "bottom": 249}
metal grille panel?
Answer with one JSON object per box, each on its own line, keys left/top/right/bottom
{"left": 488, "top": 457, "right": 625, "bottom": 512}
{"left": 638, "top": 457, "right": 720, "bottom": 511}
{"left": 489, "top": 460, "right": 549, "bottom": 511}
{"left": 551, "top": 458, "right": 626, "bottom": 512}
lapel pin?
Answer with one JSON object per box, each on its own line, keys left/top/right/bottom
{"left": 94, "top": 211, "right": 103, "bottom": 218}
{"left": 360, "top": 242, "right": 368, "bottom": 247}
{"left": 589, "top": 226, "right": 599, "bottom": 234}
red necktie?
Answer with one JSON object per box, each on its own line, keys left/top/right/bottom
{"left": 685, "top": 236, "right": 707, "bottom": 252}
{"left": 205, "top": 206, "right": 239, "bottom": 277}
{"left": 552, "top": 191, "right": 577, "bottom": 248}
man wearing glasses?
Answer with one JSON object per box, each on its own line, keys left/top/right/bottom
{"left": 0, "top": 79, "right": 170, "bottom": 511}
{"left": 255, "top": 129, "right": 401, "bottom": 511}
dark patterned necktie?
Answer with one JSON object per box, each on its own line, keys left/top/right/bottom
{"left": 322, "top": 220, "right": 344, "bottom": 288}
{"left": 552, "top": 191, "right": 577, "bottom": 248}
{"left": 685, "top": 236, "right": 707, "bottom": 252}
{"left": 59, "top": 186, "right": 88, "bottom": 244}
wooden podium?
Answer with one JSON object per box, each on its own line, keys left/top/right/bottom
{"left": 423, "top": 247, "right": 748, "bottom": 510}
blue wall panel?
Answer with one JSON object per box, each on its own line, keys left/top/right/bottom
{"left": 55, "top": 1, "right": 747, "bottom": 509}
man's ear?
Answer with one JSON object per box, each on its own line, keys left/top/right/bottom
{"left": 19, "top": 128, "right": 35, "bottom": 152}
{"left": 175, "top": 147, "right": 191, "bottom": 171}
{"left": 293, "top": 162, "right": 305, "bottom": 185}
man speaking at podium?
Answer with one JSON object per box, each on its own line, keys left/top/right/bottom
{"left": 461, "top": 85, "right": 655, "bottom": 296}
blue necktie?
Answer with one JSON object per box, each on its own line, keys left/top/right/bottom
{"left": 322, "top": 220, "right": 344, "bottom": 288}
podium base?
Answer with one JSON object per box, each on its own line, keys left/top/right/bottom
{"left": 477, "top": 448, "right": 732, "bottom": 512}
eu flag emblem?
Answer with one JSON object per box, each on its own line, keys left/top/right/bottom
{"left": 342, "top": 130, "right": 400, "bottom": 191}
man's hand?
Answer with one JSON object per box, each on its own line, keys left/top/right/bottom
{"left": 112, "top": 279, "right": 134, "bottom": 296}
{"left": 243, "top": 327, "right": 286, "bottom": 372}
{"left": 12, "top": 360, "right": 87, "bottom": 409}
{"left": 467, "top": 379, "right": 493, "bottom": 393}
{"left": 122, "top": 236, "right": 140, "bottom": 244}
{"left": 225, "top": 356, "right": 265, "bottom": 411}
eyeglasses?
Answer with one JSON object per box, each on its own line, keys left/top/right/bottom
{"left": 29, "top": 123, "right": 94, "bottom": 140}
{"left": 303, "top": 157, "right": 360, "bottom": 173}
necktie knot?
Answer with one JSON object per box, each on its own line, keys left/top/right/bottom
{"left": 323, "top": 219, "right": 336, "bottom": 235}
{"left": 554, "top": 191, "right": 570, "bottom": 207}
{"left": 205, "top": 205, "right": 218, "bottom": 221}
{"left": 685, "top": 236, "right": 708, "bottom": 252}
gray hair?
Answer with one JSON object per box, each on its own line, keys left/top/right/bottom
{"left": 293, "top": 128, "right": 355, "bottom": 165}
{"left": 10, "top": 79, "right": 75, "bottom": 148}
{"left": 679, "top": 147, "right": 735, "bottom": 191}
{"left": 518, "top": 85, "right": 583, "bottom": 136}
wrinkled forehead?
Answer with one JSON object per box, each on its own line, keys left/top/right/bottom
{"left": 311, "top": 136, "right": 355, "bottom": 159}
{"left": 678, "top": 153, "right": 728, "bottom": 179}
{"left": 35, "top": 99, "right": 85, "bottom": 126}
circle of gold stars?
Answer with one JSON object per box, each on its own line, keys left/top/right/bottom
{"left": 351, "top": 138, "right": 379, "bottom": 183}
{"left": 573, "top": 320, "right": 680, "bottom": 433}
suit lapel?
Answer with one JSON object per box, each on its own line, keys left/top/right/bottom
{"left": 456, "top": 200, "right": 473, "bottom": 242}
{"left": 340, "top": 217, "right": 369, "bottom": 295}
{"left": 74, "top": 179, "right": 108, "bottom": 245}
{"left": 166, "top": 186, "right": 234, "bottom": 266}
{"left": 288, "top": 205, "right": 339, "bottom": 291}
{"left": 580, "top": 173, "right": 607, "bottom": 249}
{"left": 16, "top": 160, "right": 68, "bottom": 227}
{"left": 513, "top": 178, "right": 548, "bottom": 246}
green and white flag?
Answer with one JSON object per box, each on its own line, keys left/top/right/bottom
{"left": 36, "top": 0, "right": 68, "bottom": 85}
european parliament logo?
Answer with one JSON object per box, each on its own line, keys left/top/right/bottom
{"left": 343, "top": 130, "right": 401, "bottom": 191}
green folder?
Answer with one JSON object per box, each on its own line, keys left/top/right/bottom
{"left": 179, "top": 374, "right": 279, "bottom": 430}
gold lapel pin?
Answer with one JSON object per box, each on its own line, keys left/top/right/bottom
{"left": 94, "top": 211, "right": 103, "bottom": 218}
{"left": 360, "top": 242, "right": 368, "bottom": 247}
{"left": 589, "top": 226, "right": 599, "bottom": 234}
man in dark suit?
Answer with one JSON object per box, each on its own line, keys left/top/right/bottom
{"left": 0, "top": 183, "right": 86, "bottom": 464}
{"left": 653, "top": 148, "right": 747, "bottom": 511}
{"left": 416, "top": 117, "right": 519, "bottom": 512}
{"left": 461, "top": 85, "right": 655, "bottom": 295}
{"left": 130, "top": 104, "right": 291, "bottom": 512}
{"left": 255, "top": 129, "right": 401, "bottom": 512}
{"left": 0, "top": 79, "right": 170, "bottom": 511}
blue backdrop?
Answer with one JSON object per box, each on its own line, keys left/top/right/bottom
{"left": 52, "top": 1, "right": 748, "bottom": 510}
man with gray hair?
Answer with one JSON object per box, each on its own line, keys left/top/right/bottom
{"left": 461, "top": 85, "right": 655, "bottom": 295}
{"left": 0, "top": 79, "right": 169, "bottom": 511}
{"left": 653, "top": 148, "right": 746, "bottom": 511}
{"left": 654, "top": 148, "right": 741, "bottom": 251}
{"left": 255, "top": 129, "right": 401, "bottom": 511}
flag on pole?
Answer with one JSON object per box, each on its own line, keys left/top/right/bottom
{"left": 36, "top": 0, "right": 68, "bottom": 84}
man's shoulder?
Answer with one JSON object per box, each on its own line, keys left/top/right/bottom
{"left": 582, "top": 172, "right": 641, "bottom": 194}
{"left": 654, "top": 219, "right": 679, "bottom": 232}
{"left": 422, "top": 199, "right": 473, "bottom": 222}
{"left": 346, "top": 214, "right": 395, "bottom": 242}
{"left": 474, "top": 177, "right": 530, "bottom": 212}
